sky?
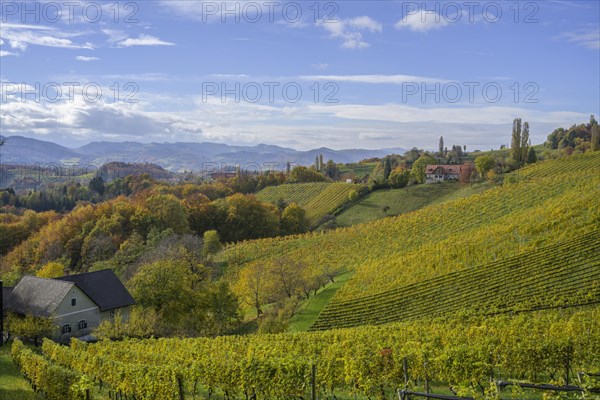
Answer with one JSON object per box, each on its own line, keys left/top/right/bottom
{"left": 0, "top": 0, "right": 599, "bottom": 151}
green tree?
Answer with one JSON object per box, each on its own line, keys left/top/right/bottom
{"left": 511, "top": 118, "right": 522, "bottom": 166}
{"left": 204, "top": 281, "right": 241, "bottom": 336}
{"left": 388, "top": 167, "right": 410, "bottom": 188}
{"left": 287, "top": 166, "right": 328, "bottom": 183}
{"left": 348, "top": 189, "right": 359, "bottom": 202}
{"left": 88, "top": 176, "right": 105, "bottom": 195}
{"left": 411, "top": 153, "right": 437, "bottom": 184}
{"left": 383, "top": 157, "right": 392, "bottom": 181}
{"left": 527, "top": 147, "right": 538, "bottom": 163}
{"left": 474, "top": 155, "right": 495, "bottom": 178}
{"left": 280, "top": 203, "right": 310, "bottom": 235}
{"left": 202, "top": 230, "right": 222, "bottom": 257}
{"left": 439, "top": 136, "right": 444, "bottom": 156}
{"left": 129, "top": 259, "right": 207, "bottom": 334}
{"left": 323, "top": 160, "right": 340, "bottom": 179}
{"left": 521, "top": 122, "right": 530, "bottom": 165}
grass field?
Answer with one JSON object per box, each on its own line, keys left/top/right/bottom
{"left": 0, "top": 344, "right": 39, "bottom": 400}
{"left": 336, "top": 181, "right": 462, "bottom": 227}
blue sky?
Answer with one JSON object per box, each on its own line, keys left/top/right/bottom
{"left": 0, "top": 0, "right": 599, "bottom": 150}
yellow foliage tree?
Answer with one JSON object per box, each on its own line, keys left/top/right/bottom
{"left": 36, "top": 262, "right": 65, "bottom": 279}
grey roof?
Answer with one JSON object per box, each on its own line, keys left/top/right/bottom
{"left": 9, "top": 277, "right": 74, "bottom": 317}
{"left": 57, "top": 269, "right": 135, "bottom": 311}
{"left": 2, "top": 287, "right": 14, "bottom": 312}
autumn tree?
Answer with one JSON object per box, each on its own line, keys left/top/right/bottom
{"left": 411, "top": 153, "right": 437, "bottom": 184}
{"left": 222, "top": 194, "right": 279, "bottom": 242}
{"left": 36, "top": 262, "right": 65, "bottom": 278}
{"left": 6, "top": 313, "right": 57, "bottom": 346}
{"left": 323, "top": 160, "right": 340, "bottom": 179}
{"left": 234, "top": 263, "right": 272, "bottom": 316}
{"left": 475, "top": 155, "right": 495, "bottom": 178}
{"left": 204, "top": 281, "right": 241, "bottom": 336}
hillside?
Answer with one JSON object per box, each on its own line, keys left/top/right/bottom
{"left": 256, "top": 182, "right": 362, "bottom": 225}
{"left": 312, "top": 230, "right": 600, "bottom": 330}
{"left": 224, "top": 153, "right": 600, "bottom": 308}
{"left": 335, "top": 181, "right": 463, "bottom": 227}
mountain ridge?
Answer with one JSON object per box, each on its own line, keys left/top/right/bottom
{"left": 0, "top": 135, "right": 406, "bottom": 172}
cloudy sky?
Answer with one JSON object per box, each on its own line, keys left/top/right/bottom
{"left": 0, "top": 0, "right": 598, "bottom": 150}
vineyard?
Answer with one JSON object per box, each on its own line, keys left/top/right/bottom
{"left": 335, "top": 181, "right": 461, "bottom": 227}
{"left": 256, "top": 182, "right": 361, "bottom": 225}
{"left": 12, "top": 308, "right": 600, "bottom": 400}
{"left": 224, "top": 153, "right": 600, "bottom": 305}
{"left": 311, "top": 230, "right": 600, "bottom": 330}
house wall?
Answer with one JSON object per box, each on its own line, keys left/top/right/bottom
{"left": 54, "top": 286, "right": 100, "bottom": 342}
{"left": 100, "top": 306, "right": 131, "bottom": 323}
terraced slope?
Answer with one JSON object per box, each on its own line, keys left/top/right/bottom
{"left": 256, "top": 182, "right": 360, "bottom": 225}
{"left": 311, "top": 230, "right": 600, "bottom": 330}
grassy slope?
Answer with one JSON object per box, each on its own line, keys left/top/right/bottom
{"left": 336, "top": 181, "right": 464, "bottom": 227}
{"left": 0, "top": 344, "right": 39, "bottom": 400}
{"left": 287, "top": 272, "right": 351, "bottom": 332}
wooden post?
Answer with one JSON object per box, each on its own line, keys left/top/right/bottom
{"left": 311, "top": 364, "right": 317, "bottom": 400}
{"left": 403, "top": 358, "right": 409, "bottom": 386}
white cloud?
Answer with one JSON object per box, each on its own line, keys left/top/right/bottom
{"left": 76, "top": 56, "right": 99, "bottom": 62}
{"left": 0, "top": 23, "right": 93, "bottom": 53}
{"left": 559, "top": 29, "right": 600, "bottom": 50}
{"left": 0, "top": 50, "right": 19, "bottom": 57}
{"left": 318, "top": 16, "right": 382, "bottom": 49}
{"left": 395, "top": 11, "right": 449, "bottom": 32}
{"left": 300, "top": 74, "right": 447, "bottom": 84}
{"left": 311, "top": 63, "right": 329, "bottom": 70}
{"left": 118, "top": 34, "right": 174, "bottom": 47}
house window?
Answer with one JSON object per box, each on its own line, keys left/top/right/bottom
{"left": 78, "top": 320, "right": 87, "bottom": 330}
{"left": 61, "top": 324, "right": 72, "bottom": 335}
{"left": 71, "top": 298, "right": 77, "bottom": 306}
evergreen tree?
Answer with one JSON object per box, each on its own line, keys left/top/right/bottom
{"left": 527, "top": 146, "right": 538, "bottom": 164}
{"left": 319, "top": 154, "right": 324, "bottom": 171}
{"left": 438, "top": 136, "right": 444, "bottom": 156}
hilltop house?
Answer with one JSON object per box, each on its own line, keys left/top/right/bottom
{"left": 425, "top": 165, "right": 463, "bottom": 183}
{"left": 5, "top": 269, "right": 135, "bottom": 342}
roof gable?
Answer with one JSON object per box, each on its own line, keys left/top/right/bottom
{"left": 9, "top": 277, "right": 74, "bottom": 317}
{"left": 57, "top": 269, "right": 135, "bottom": 311}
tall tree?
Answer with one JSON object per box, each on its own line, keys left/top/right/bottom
{"left": 521, "top": 122, "right": 530, "bottom": 165}
{"left": 592, "top": 124, "right": 600, "bottom": 152}
{"left": 439, "top": 136, "right": 444, "bottom": 156}
{"left": 383, "top": 157, "right": 392, "bottom": 181}
{"left": 511, "top": 118, "right": 524, "bottom": 167}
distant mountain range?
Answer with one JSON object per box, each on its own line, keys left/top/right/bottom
{"left": 0, "top": 136, "right": 406, "bottom": 172}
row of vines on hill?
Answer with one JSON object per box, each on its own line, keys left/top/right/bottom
{"left": 312, "top": 230, "right": 600, "bottom": 329}
{"left": 15, "top": 309, "right": 600, "bottom": 400}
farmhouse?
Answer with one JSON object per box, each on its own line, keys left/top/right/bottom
{"left": 425, "top": 165, "right": 463, "bottom": 183}
{"left": 5, "top": 269, "right": 135, "bottom": 342}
